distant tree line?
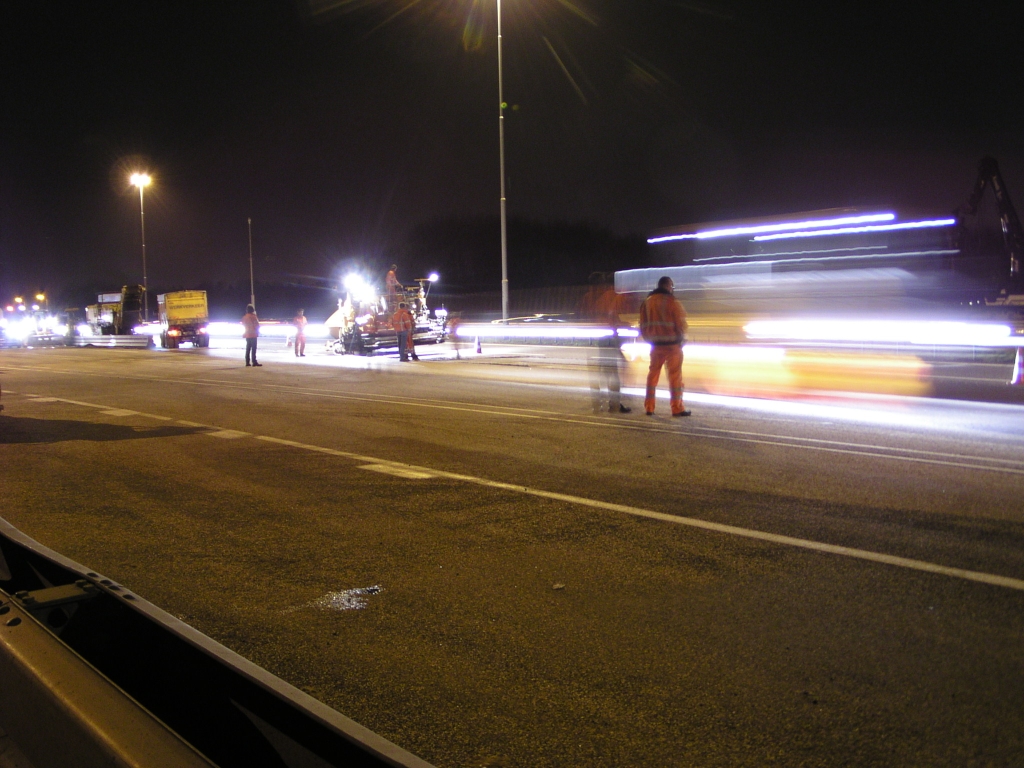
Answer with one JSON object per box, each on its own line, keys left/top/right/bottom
{"left": 396, "top": 216, "right": 650, "bottom": 292}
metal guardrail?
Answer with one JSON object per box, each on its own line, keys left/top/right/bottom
{"left": 70, "top": 335, "right": 152, "bottom": 348}
{"left": 0, "top": 517, "right": 434, "bottom": 768}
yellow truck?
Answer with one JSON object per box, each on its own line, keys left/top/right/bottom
{"left": 157, "top": 290, "right": 209, "bottom": 348}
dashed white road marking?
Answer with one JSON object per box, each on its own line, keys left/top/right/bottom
{"left": 7, "top": 366, "right": 1024, "bottom": 475}
{"left": 205, "top": 429, "right": 249, "bottom": 439}
{"left": 9, "top": 386, "right": 1024, "bottom": 591}
{"left": 100, "top": 409, "right": 140, "bottom": 417}
{"left": 359, "top": 464, "right": 435, "bottom": 479}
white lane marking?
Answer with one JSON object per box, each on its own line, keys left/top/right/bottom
{"left": 359, "top": 464, "right": 435, "bottom": 479}
{"left": 100, "top": 409, "right": 140, "bottom": 417}
{"left": 255, "top": 434, "right": 1024, "bottom": 593}
{"left": 205, "top": 429, "right": 249, "bottom": 439}
{"left": 27, "top": 396, "right": 60, "bottom": 402}
{"left": 10, "top": 373, "right": 1024, "bottom": 475}
{"left": 176, "top": 420, "right": 208, "bottom": 427}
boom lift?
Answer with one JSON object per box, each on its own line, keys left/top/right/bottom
{"left": 956, "top": 156, "right": 1024, "bottom": 283}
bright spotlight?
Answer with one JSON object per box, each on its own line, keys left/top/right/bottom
{"left": 428, "top": 273, "right": 440, "bottom": 282}
{"left": 130, "top": 172, "right": 151, "bottom": 188}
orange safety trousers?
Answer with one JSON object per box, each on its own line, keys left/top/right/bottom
{"left": 645, "top": 344, "right": 684, "bottom": 414}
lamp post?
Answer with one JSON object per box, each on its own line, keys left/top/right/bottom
{"left": 129, "top": 173, "right": 152, "bottom": 320}
{"left": 497, "top": 0, "right": 509, "bottom": 323}
{"left": 247, "top": 217, "right": 256, "bottom": 308}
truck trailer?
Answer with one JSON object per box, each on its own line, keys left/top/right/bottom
{"left": 158, "top": 291, "right": 209, "bottom": 348}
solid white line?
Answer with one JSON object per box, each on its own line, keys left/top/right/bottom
{"left": 254, "top": 435, "right": 1024, "bottom": 592}
{"left": 359, "top": 464, "right": 435, "bottom": 479}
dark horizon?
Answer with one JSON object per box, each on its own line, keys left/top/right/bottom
{"left": 3, "top": 1, "right": 1023, "bottom": 305}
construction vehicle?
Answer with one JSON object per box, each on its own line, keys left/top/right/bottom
{"left": 85, "top": 285, "right": 146, "bottom": 335}
{"left": 326, "top": 275, "right": 447, "bottom": 355}
{"left": 157, "top": 290, "right": 209, "bottom": 348}
{"left": 956, "top": 156, "right": 1024, "bottom": 283}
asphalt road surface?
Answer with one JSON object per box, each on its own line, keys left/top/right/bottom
{"left": 2, "top": 343, "right": 1023, "bottom": 767}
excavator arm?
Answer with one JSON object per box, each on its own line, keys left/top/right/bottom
{"left": 957, "top": 156, "right": 1024, "bottom": 281}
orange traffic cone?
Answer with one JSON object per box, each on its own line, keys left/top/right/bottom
{"left": 1011, "top": 347, "right": 1024, "bottom": 386}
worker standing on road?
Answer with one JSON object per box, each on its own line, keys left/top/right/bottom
{"left": 639, "top": 276, "right": 689, "bottom": 416}
{"left": 242, "top": 304, "right": 262, "bottom": 367}
{"left": 580, "top": 272, "right": 632, "bottom": 414}
{"left": 293, "top": 308, "right": 308, "bottom": 357}
{"left": 385, "top": 264, "right": 402, "bottom": 309}
{"left": 393, "top": 302, "right": 418, "bottom": 362}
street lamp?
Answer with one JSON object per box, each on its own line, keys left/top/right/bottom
{"left": 130, "top": 172, "right": 151, "bottom": 320}
{"left": 497, "top": 0, "right": 509, "bottom": 323}
{"left": 247, "top": 217, "right": 256, "bottom": 308}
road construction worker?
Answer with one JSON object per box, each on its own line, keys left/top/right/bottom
{"left": 242, "top": 304, "right": 262, "bottom": 367}
{"left": 293, "top": 308, "right": 308, "bottom": 357}
{"left": 580, "top": 273, "right": 631, "bottom": 414}
{"left": 385, "top": 264, "right": 402, "bottom": 309}
{"left": 639, "top": 276, "right": 689, "bottom": 416}
{"left": 392, "top": 302, "right": 418, "bottom": 361}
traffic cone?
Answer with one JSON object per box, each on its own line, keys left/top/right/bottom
{"left": 1011, "top": 347, "right": 1024, "bottom": 386}
{"left": 476, "top": 336, "right": 482, "bottom": 354}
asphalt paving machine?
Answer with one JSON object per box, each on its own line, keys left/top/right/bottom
{"left": 325, "top": 275, "right": 447, "bottom": 355}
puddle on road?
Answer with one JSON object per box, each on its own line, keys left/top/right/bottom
{"left": 282, "top": 586, "right": 384, "bottom": 614}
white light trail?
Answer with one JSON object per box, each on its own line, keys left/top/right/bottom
{"left": 648, "top": 213, "right": 895, "bottom": 243}
{"left": 745, "top": 319, "right": 1014, "bottom": 347}
{"left": 753, "top": 219, "right": 956, "bottom": 242}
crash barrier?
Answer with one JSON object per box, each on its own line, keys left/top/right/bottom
{"left": 0, "top": 517, "right": 434, "bottom": 768}
{"left": 71, "top": 334, "right": 152, "bottom": 348}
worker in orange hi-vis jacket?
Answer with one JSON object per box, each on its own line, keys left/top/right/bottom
{"left": 639, "top": 276, "right": 690, "bottom": 417}
{"left": 292, "top": 308, "right": 308, "bottom": 357}
{"left": 385, "top": 264, "right": 402, "bottom": 308}
{"left": 241, "top": 304, "right": 262, "bottom": 367}
{"left": 392, "top": 302, "right": 418, "bottom": 362}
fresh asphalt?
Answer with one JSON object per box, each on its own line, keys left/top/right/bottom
{"left": 1, "top": 343, "right": 1023, "bottom": 767}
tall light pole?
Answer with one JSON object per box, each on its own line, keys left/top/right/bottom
{"left": 247, "top": 217, "right": 256, "bottom": 308}
{"left": 497, "top": 0, "right": 509, "bottom": 323}
{"left": 130, "top": 173, "right": 152, "bottom": 320}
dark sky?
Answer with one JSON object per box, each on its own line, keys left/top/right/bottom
{"left": 2, "top": 0, "right": 1023, "bottom": 300}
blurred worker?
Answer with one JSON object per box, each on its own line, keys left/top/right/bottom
{"left": 393, "top": 301, "right": 418, "bottom": 362}
{"left": 293, "top": 308, "right": 308, "bottom": 357}
{"left": 242, "top": 304, "right": 262, "bottom": 367}
{"left": 385, "top": 264, "right": 402, "bottom": 308}
{"left": 447, "top": 313, "right": 464, "bottom": 359}
{"left": 580, "top": 273, "right": 631, "bottom": 414}
{"left": 639, "top": 276, "right": 689, "bottom": 416}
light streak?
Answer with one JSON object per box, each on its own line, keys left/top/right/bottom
{"left": 694, "top": 249, "right": 959, "bottom": 270}
{"left": 694, "top": 246, "right": 885, "bottom": 262}
{"left": 753, "top": 219, "right": 956, "bottom": 242}
{"left": 744, "top": 319, "right": 1013, "bottom": 347}
{"left": 206, "top": 322, "right": 330, "bottom": 339}
{"left": 454, "top": 323, "right": 618, "bottom": 340}
{"left": 648, "top": 213, "right": 895, "bottom": 243}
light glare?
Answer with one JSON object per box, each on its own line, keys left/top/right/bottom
{"left": 649, "top": 213, "right": 896, "bottom": 243}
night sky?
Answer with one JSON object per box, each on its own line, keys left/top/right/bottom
{"left": 2, "top": 1, "right": 1023, "bottom": 303}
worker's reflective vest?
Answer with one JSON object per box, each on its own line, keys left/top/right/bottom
{"left": 392, "top": 308, "right": 414, "bottom": 333}
{"left": 241, "top": 312, "right": 260, "bottom": 339}
{"left": 639, "top": 289, "right": 687, "bottom": 345}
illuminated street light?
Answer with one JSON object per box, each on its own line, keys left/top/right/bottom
{"left": 497, "top": 0, "right": 508, "bottom": 323}
{"left": 130, "top": 172, "right": 152, "bottom": 320}
{"left": 14, "top": 297, "right": 23, "bottom": 305}
{"left": 247, "top": 217, "right": 256, "bottom": 308}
